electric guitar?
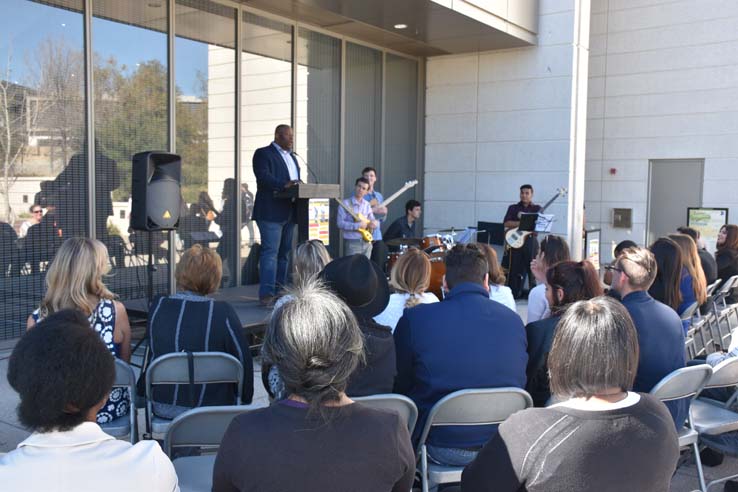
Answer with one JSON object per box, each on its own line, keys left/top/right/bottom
{"left": 369, "top": 180, "right": 419, "bottom": 208}
{"left": 505, "top": 188, "right": 568, "bottom": 249}
{"left": 335, "top": 199, "right": 374, "bottom": 243}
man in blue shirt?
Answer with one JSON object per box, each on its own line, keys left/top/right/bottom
{"left": 608, "top": 246, "right": 687, "bottom": 429}
{"left": 394, "top": 244, "right": 527, "bottom": 466}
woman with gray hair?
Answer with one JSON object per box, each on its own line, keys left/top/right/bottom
{"left": 462, "top": 297, "right": 679, "bottom": 492}
{"left": 212, "top": 280, "right": 415, "bottom": 492}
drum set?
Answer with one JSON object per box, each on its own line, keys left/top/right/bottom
{"left": 385, "top": 229, "right": 458, "bottom": 299}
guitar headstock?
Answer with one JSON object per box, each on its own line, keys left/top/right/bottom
{"left": 557, "top": 187, "right": 568, "bottom": 197}
{"left": 404, "top": 179, "right": 419, "bottom": 188}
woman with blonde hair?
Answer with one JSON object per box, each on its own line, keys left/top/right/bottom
{"left": 478, "top": 243, "right": 516, "bottom": 312}
{"left": 374, "top": 248, "right": 439, "bottom": 331}
{"left": 669, "top": 233, "right": 708, "bottom": 307}
{"left": 292, "top": 239, "right": 332, "bottom": 286}
{"left": 27, "top": 237, "right": 132, "bottom": 424}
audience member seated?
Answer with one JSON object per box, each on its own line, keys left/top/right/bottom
{"left": 603, "top": 239, "right": 638, "bottom": 289}
{"left": 716, "top": 224, "right": 738, "bottom": 303}
{"left": 527, "top": 235, "right": 570, "bottom": 323}
{"left": 462, "top": 297, "right": 679, "bottom": 492}
{"left": 608, "top": 246, "right": 687, "bottom": 428}
{"left": 27, "top": 237, "right": 131, "bottom": 424}
{"left": 320, "top": 254, "right": 395, "bottom": 396}
{"left": 0, "top": 310, "right": 178, "bottom": 491}
{"left": 212, "top": 281, "right": 415, "bottom": 492}
{"left": 650, "top": 237, "right": 692, "bottom": 317}
{"left": 394, "top": 243, "right": 527, "bottom": 466}
{"left": 264, "top": 239, "right": 332, "bottom": 399}
{"left": 678, "top": 226, "right": 718, "bottom": 284}
{"left": 526, "top": 260, "right": 603, "bottom": 406}
{"left": 145, "top": 245, "right": 253, "bottom": 419}
{"left": 374, "top": 248, "right": 439, "bottom": 331}
{"left": 478, "top": 243, "right": 517, "bottom": 313}
{"left": 669, "top": 233, "right": 708, "bottom": 311}
{"left": 291, "top": 239, "right": 331, "bottom": 287}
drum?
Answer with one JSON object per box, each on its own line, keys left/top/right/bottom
{"left": 387, "top": 252, "right": 403, "bottom": 272}
{"left": 421, "top": 234, "right": 442, "bottom": 251}
{"left": 427, "top": 251, "right": 447, "bottom": 300}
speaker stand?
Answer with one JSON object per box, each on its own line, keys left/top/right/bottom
{"left": 147, "top": 231, "right": 157, "bottom": 306}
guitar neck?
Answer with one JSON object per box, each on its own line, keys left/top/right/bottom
{"left": 540, "top": 193, "right": 561, "bottom": 213}
{"left": 378, "top": 181, "right": 418, "bottom": 208}
{"left": 334, "top": 198, "right": 359, "bottom": 221}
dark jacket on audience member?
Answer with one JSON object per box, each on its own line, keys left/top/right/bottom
{"left": 394, "top": 282, "right": 528, "bottom": 448}
{"left": 212, "top": 400, "right": 416, "bottom": 492}
{"left": 525, "top": 315, "right": 562, "bottom": 407}
{"left": 145, "top": 293, "right": 254, "bottom": 410}
{"left": 347, "top": 316, "right": 396, "bottom": 397}
{"left": 620, "top": 291, "right": 687, "bottom": 428}
{"left": 717, "top": 248, "right": 738, "bottom": 303}
{"left": 461, "top": 394, "right": 679, "bottom": 492}
{"left": 699, "top": 248, "right": 718, "bottom": 285}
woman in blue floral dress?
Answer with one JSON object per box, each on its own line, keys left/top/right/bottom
{"left": 27, "top": 237, "right": 132, "bottom": 424}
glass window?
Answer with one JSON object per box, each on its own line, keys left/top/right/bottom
{"left": 296, "top": 28, "right": 341, "bottom": 255}
{"left": 383, "top": 54, "right": 419, "bottom": 223}
{"left": 175, "top": 0, "right": 237, "bottom": 285}
{"left": 344, "top": 42, "right": 382, "bottom": 198}
{"left": 92, "top": 0, "right": 169, "bottom": 300}
{"left": 0, "top": 0, "right": 86, "bottom": 339}
{"left": 240, "top": 12, "right": 293, "bottom": 269}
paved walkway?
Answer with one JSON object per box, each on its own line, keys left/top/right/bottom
{"left": 1, "top": 301, "right": 736, "bottom": 491}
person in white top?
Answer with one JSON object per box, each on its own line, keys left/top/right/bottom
{"left": 18, "top": 203, "right": 43, "bottom": 238}
{"left": 374, "top": 248, "right": 438, "bottom": 331}
{"left": 478, "top": 243, "right": 517, "bottom": 313}
{"left": 0, "top": 309, "right": 179, "bottom": 492}
{"left": 527, "top": 234, "right": 570, "bottom": 323}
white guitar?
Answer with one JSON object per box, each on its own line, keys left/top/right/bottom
{"left": 505, "top": 188, "right": 568, "bottom": 249}
{"left": 375, "top": 179, "right": 419, "bottom": 209}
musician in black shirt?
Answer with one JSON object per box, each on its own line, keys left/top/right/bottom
{"left": 384, "top": 200, "right": 422, "bottom": 253}
{"left": 503, "top": 184, "right": 541, "bottom": 299}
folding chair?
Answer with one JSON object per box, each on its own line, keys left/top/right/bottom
{"left": 416, "top": 388, "right": 533, "bottom": 492}
{"left": 712, "top": 276, "right": 738, "bottom": 344}
{"left": 100, "top": 359, "right": 138, "bottom": 444}
{"left": 164, "top": 405, "right": 256, "bottom": 492}
{"left": 353, "top": 394, "right": 419, "bottom": 434}
{"left": 690, "top": 358, "right": 738, "bottom": 491}
{"left": 650, "top": 364, "right": 713, "bottom": 492}
{"left": 145, "top": 352, "right": 243, "bottom": 438}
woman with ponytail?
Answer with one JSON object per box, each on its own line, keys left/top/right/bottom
{"left": 213, "top": 280, "right": 415, "bottom": 492}
{"left": 525, "top": 260, "right": 603, "bottom": 406}
{"left": 374, "top": 248, "right": 439, "bottom": 331}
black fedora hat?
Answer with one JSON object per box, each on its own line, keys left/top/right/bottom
{"left": 319, "top": 255, "right": 390, "bottom": 319}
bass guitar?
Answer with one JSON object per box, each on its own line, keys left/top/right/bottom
{"left": 505, "top": 188, "right": 567, "bottom": 249}
{"left": 334, "top": 199, "right": 374, "bottom": 243}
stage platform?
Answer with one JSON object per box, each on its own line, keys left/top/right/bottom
{"left": 123, "top": 284, "right": 272, "bottom": 338}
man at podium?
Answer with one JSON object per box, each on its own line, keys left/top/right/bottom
{"left": 252, "top": 124, "right": 301, "bottom": 307}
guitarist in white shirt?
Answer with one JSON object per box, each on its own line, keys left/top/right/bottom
{"left": 337, "top": 177, "right": 378, "bottom": 258}
{"left": 503, "top": 184, "right": 541, "bottom": 299}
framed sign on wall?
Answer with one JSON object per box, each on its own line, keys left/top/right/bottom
{"left": 687, "top": 208, "right": 729, "bottom": 254}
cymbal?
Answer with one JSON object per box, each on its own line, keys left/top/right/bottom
{"left": 385, "top": 237, "right": 422, "bottom": 247}
{"left": 436, "top": 228, "right": 459, "bottom": 234}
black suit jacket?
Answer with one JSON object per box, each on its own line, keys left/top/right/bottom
{"left": 252, "top": 144, "right": 300, "bottom": 222}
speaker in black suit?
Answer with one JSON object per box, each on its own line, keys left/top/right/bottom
{"left": 131, "top": 151, "right": 182, "bottom": 231}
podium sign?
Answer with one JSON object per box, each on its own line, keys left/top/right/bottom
{"left": 275, "top": 183, "right": 340, "bottom": 244}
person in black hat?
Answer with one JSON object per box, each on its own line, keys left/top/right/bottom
{"left": 320, "top": 254, "right": 396, "bottom": 396}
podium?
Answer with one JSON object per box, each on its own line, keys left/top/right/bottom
{"left": 275, "top": 183, "right": 341, "bottom": 243}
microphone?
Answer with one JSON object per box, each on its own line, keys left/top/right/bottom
{"left": 292, "top": 151, "right": 320, "bottom": 184}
